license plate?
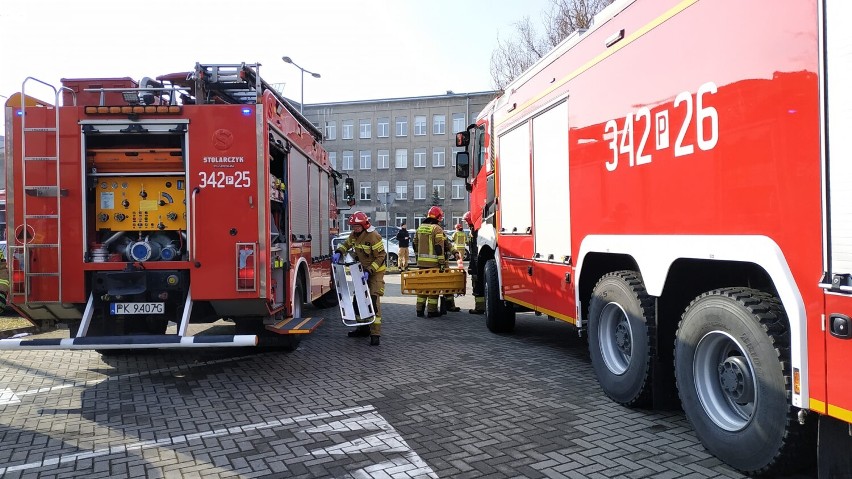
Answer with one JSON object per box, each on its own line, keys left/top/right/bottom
{"left": 110, "top": 302, "right": 165, "bottom": 315}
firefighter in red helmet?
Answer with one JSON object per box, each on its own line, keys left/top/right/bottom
{"left": 463, "top": 211, "right": 484, "bottom": 314}
{"left": 412, "top": 206, "right": 460, "bottom": 317}
{"left": 332, "top": 211, "right": 386, "bottom": 346}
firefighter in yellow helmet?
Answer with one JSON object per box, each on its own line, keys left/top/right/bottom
{"left": 332, "top": 211, "right": 386, "bottom": 346}
{"left": 413, "top": 206, "right": 460, "bottom": 317}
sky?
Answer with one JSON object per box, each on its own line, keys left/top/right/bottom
{"left": 0, "top": 0, "right": 555, "bottom": 133}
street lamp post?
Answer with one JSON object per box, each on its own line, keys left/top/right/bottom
{"left": 281, "top": 56, "right": 321, "bottom": 114}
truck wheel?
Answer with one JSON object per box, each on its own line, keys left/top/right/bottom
{"left": 312, "top": 290, "right": 336, "bottom": 309}
{"left": 484, "top": 259, "right": 514, "bottom": 333}
{"left": 587, "top": 270, "right": 654, "bottom": 407}
{"left": 674, "top": 288, "right": 814, "bottom": 476}
{"left": 293, "top": 282, "right": 305, "bottom": 319}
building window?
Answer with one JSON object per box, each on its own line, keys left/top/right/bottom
{"left": 433, "top": 114, "right": 446, "bottom": 135}
{"left": 377, "top": 149, "right": 389, "bottom": 169}
{"left": 395, "top": 181, "right": 408, "bottom": 200}
{"left": 414, "top": 148, "right": 426, "bottom": 168}
{"left": 452, "top": 147, "right": 464, "bottom": 167}
{"left": 414, "top": 180, "right": 426, "bottom": 200}
{"left": 377, "top": 181, "right": 389, "bottom": 196}
{"left": 342, "top": 150, "right": 354, "bottom": 170}
{"left": 359, "top": 181, "right": 371, "bottom": 201}
{"left": 342, "top": 120, "right": 354, "bottom": 139}
{"left": 395, "top": 149, "right": 408, "bottom": 168}
{"left": 452, "top": 113, "right": 465, "bottom": 134}
{"left": 414, "top": 115, "right": 427, "bottom": 136}
{"left": 377, "top": 117, "right": 389, "bottom": 138}
{"left": 395, "top": 116, "right": 408, "bottom": 137}
{"left": 359, "top": 150, "right": 371, "bottom": 170}
{"left": 414, "top": 215, "right": 425, "bottom": 228}
{"left": 396, "top": 214, "right": 408, "bottom": 227}
{"left": 452, "top": 213, "right": 464, "bottom": 227}
{"left": 359, "top": 119, "right": 371, "bottom": 139}
{"left": 325, "top": 121, "right": 337, "bottom": 140}
{"left": 328, "top": 151, "right": 337, "bottom": 169}
{"left": 433, "top": 180, "right": 446, "bottom": 200}
{"left": 452, "top": 179, "right": 465, "bottom": 199}
{"left": 341, "top": 214, "right": 351, "bottom": 232}
{"left": 432, "top": 147, "right": 445, "bottom": 167}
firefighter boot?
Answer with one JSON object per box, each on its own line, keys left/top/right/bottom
{"left": 446, "top": 296, "right": 461, "bottom": 313}
{"left": 469, "top": 296, "right": 485, "bottom": 314}
{"left": 348, "top": 325, "right": 370, "bottom": 337}
{"left": 370, "top": 335, "right": 380, "bottom": 346}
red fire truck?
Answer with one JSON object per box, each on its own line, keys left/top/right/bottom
{"left": 456, "top": 0, "right": 851, "bottom": 476}
{"left": 1, "top": 62, "right": 352, "bottom": 350}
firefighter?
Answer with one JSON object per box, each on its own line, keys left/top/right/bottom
{"left": 332, "top": 211, "right": 386, "bottom": 346}
{"left": 0, "top": 249, "right": 8, "bottom": 308}
{"left": 451, "top": 223, "right": 467, "bottom": 269}
{"left": 439, "top": 228, "right": 462, "bottom": 313}
{"left": 413, "top": 206, "right": 460, "bottom": 317}
{"left": 464, "top": 211, "right": 485, "bottom": 314}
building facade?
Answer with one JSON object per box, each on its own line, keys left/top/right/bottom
{"left": 303, "top": 91, "right": 496, "bottom": 233}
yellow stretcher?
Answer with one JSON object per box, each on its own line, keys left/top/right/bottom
{"left": 400, "top": 268, "right": 467, "bottom": 296}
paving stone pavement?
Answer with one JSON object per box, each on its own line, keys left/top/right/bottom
{"left": 0, "top": 270, "right": 818, "bottom": 478}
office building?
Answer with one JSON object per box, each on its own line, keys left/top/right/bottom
{"left": 303, "top": 91, "right": 496, "bottom": 232}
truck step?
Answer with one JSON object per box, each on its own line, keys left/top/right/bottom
{"left": 0, "top": 334, "right": 258, "bottom": 350}
{"left": 265, "top": 316, "right": 323, "bottom": 334}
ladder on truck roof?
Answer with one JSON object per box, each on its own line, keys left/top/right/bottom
{"left": 191, "top": 62, "right": 323, "bottom": 140}
{"left": 13, "top": 78, "right": 75, "bottom": 304}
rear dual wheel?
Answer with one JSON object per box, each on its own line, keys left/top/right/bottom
{"left": 674, "top": 288, "right": 814, "bottom": 476}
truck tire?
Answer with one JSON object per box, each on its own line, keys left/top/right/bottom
{"left": 312, "top": 290, "right": 336, "bottom": 309}
{"left": 674, "top": 288, "right": 815, "bottom": 476}
{"left": 484, "top": 259, "right": 514, "bottom": 333}
{"left": 587, "top": 271, "right": 654, "bottom": 407}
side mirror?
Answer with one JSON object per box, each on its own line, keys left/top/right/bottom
{"left": 344, "top": 178, "right": 355, "bottom": 204}
{"left": 455, "top": 131, "right": 470, "bottom": 147}
{"left": 455, "top": 151, "right": 470, "bottom": 178}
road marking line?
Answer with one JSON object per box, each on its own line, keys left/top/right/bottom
{"left": 0, "top": 405, "right": 376, "bottom": 475}
{"left": 306, "top": 409, "right": 438, "bottom": 477}
{"left": 3, "top": 355, "right": 253, "bottom": 403}
{"left": 0, "top": 388, "right": 20, "bottom": 405}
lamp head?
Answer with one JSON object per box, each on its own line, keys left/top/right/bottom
{"left": 311, "top": 73, "right": 321, "bottom": 79}
{"left": 281, "top": 56, "right": 293, "bottom": 64}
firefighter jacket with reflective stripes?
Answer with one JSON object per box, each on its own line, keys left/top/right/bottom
{"left": 336, "top": 227, "right": 387, "bottom": 274}
{"left": 452, "top": 230, "right": 467, "bottom": 250}
{"left": 413, "top": 223, "right": 457, "bottom": 268}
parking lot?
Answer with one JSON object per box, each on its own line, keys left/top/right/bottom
{"left": 0, "top": 272, "right": 814, "bottom": 478}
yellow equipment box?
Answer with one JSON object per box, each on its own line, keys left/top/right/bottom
{"left": 400, "top": 268, "right": 467, "bottom": 296}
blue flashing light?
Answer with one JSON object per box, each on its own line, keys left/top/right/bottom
{"left": 241, "top": 107, "right": 252, "bottom": 116}
{"left": 16, "top": 110, "right": 23, "bottom": 116}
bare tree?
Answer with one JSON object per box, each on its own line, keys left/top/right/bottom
{"left": 490, "top": 0, "right": 614, "bottom": 91}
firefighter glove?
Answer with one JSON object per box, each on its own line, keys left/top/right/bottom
{"left": 332, "top": 252, "right": 342, "bottom": 264}
{"left": 361, "top": 271, "right": 370, "bottom": 283}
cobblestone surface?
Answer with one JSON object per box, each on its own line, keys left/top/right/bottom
{"left": 0, "top": 271, "right": 816, "bottom": 478}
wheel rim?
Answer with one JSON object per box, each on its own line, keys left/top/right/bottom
{"left": 693, "top": 331, "right": 756, "bottom": 431}
{"left": 598, "top": 302, "right": 632, "bottom": 375}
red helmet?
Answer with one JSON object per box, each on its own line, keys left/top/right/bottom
{"left": 427, "top": 206, "right": 444, "bottom": 221}
{"left": 456, "top": 223, "right": 463, "bottom": 231}
{"left": 462, "top": 211, "right": 472, "bottom": 226}
{"left": 348, "top": 211, "right": 370, "bottom": 227}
